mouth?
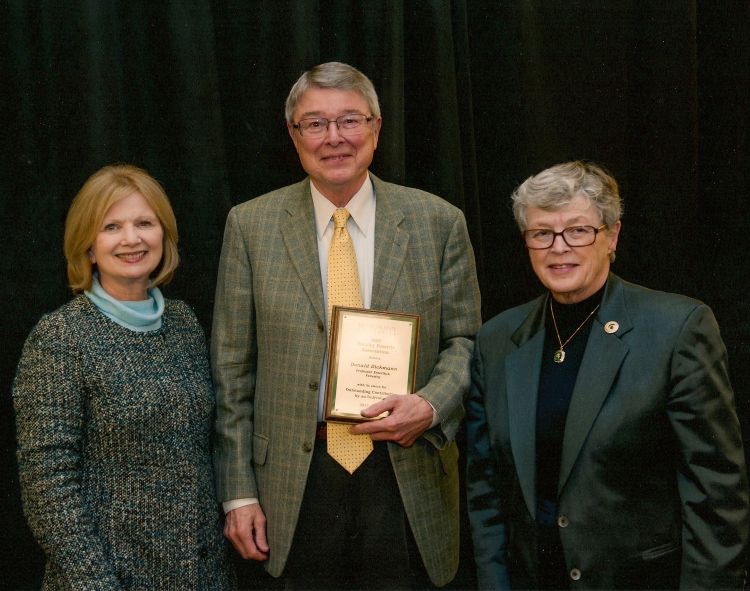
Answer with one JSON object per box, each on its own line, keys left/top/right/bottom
{"left": 115, "top": 251, "right": 148, "bottom": 263}
{"left": 321, "top": 154, "right": 352, "bottom": 162}
{"left": 548, "top": 263, "right": 578, "bottom": 273}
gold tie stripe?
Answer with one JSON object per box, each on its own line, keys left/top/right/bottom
{"left": 326, "top": 208, "right": 373, "bottom": 474}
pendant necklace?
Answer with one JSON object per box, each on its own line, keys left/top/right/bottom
{"left": 549, "top": 300, "right": 600, "bottom": 363}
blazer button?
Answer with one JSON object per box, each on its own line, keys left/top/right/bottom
{"left": 317, "top": 321, "right": 325, "bottom": 332}
{"left": 308, "top": 381, "right": 319, "bottom": 390}
{"left": 302, "top": 442, "right": 313, "bottom": 452}
{"left": 557, "top": 515, "right": 569, "bottom": 528}
{"left": 569, "top": 568, "right": 581, "bottom": 581}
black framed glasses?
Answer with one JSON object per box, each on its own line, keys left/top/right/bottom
{"left": 523, "top": 225, "right": 607, "bottom": 249}
{"left": 292, "top": 114, "right": 373, "bottom": 137}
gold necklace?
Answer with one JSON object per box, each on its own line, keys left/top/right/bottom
{"left": 549, "top": 301, "right": 600, "bottom": 363}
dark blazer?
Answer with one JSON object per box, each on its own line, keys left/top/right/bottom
{"left": 467, "top": 273, "right": 749, "bottom": 590}
{"left": 211, "top": 173, "right": 481, "bottom": 585}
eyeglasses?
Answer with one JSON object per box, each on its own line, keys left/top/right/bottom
{"left": 292, "top": 114, "right": 373, "bottom": 137}
{"left": 523, "top": 225, "right": 607, "bottom": 249}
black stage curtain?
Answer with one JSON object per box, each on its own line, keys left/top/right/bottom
{"left": 1, "top": 1, "right": 748, "bottom": 589}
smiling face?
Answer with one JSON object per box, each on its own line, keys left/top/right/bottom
{"left": 526, "top": 195, "right": 620, "bottom": 304}
{"left": 288, "top": 87, "right": 381, "bottom": 206}
{"left": 89, "top": 191, "right": 164, "bottom": 300}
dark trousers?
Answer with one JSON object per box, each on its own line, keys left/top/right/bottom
{"left": 282, "top": 440, "right": 432, "bottom": 590}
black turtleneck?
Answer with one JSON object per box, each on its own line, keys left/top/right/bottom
{"left": 534, "top": 284, "right": 605, "bottom": 589}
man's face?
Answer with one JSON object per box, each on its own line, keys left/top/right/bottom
{"left": 288, "top": 87, "right": 381, "bottom": 205}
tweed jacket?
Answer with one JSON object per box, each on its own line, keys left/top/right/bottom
{"left": 14, "top": 296, "right": 234, "bottom": 590}
{"left": 211, "top": 173, "right": 482, "bottom": 585}
{"left": 466, "top": 274, "right": 749, "bottom": 590}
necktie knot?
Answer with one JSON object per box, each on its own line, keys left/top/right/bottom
{"left": 333, "top": 208, "right": 350, "bottom": 229}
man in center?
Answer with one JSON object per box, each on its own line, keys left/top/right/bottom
{"left": 211, "top": 62, "right": 481, "bottom": 589}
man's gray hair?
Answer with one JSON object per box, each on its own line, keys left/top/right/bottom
{"left": 285, "top": 62, "right": 381, "bottom": 123}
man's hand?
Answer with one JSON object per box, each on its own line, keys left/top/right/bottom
{"left": 224, "top": 503, "right": 270, "bottom": 561}
{"left": 350, "top": 394, "right": 434, "bottom": 447}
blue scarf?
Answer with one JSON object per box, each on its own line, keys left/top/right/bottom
{"left": 84, "top": 274, "right": 165, "bottom": 332}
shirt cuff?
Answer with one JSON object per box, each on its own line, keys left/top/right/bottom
{"left": 223, "top": 497, "right": 259, "bottom": 514}
{"left": 423, "top": 398, "right": 440, "bottom": 428}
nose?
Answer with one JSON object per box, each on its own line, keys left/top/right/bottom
{"left": 550, "top": 232, "right": 570, "bottom": 253}
{"left": 121, "top": 223, "right": 142, "bottom": 244}
{"left": 324, "top": 120, "right": 344, "bottom": 143}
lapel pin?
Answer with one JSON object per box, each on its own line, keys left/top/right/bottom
{"left": 604, "top": 321, "right": 619, "bottom": 334}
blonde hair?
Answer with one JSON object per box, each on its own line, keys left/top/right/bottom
{"left": 64, "top": 164, "right": 179, "bottom": 293}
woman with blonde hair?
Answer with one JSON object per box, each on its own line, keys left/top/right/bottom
{"left": 14, "top": 164, "right": 234, "bottom": 589}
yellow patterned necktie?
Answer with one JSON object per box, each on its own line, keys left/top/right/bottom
{"left": 326, "top": 208, "right": 373, "bottom": 473}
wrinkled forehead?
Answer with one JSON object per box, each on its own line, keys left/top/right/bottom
{"left": 525, "top": 195, "right": 602, "bottom": 227}
{"left": 294, "top": 87, "right": 371, "bottom": 119}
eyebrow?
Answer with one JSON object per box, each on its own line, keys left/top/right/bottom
{"left": 297, "top": 109, "right": 364, "bottom": 119}
{"left": 101, "top": 213, "right": 158, "bottom": 224}
{"left": 531, "top": 215, "right": 590, "bottom": 228}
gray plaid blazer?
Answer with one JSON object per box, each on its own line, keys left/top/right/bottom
{"left": 211, "top": 173, "right": 481, "bottom": 585}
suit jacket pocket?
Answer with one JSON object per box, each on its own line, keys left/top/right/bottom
{"left": 392, "top": 289, "right": 440, "bottom": 317}
{"left": 437, "top": 440, "right": 459, "bottom": 476}
{"left": 253, "top": 433, "right": 268, "bottom": 466}
{"left": 639, "top": 541, "right": 680, "bottom": 561}
{"left": 616, "top": 541, "right": 681, "bottom": 589}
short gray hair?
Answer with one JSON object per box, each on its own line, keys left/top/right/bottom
{"left": 284, "top": 62, "right": 381, "bottom": 123}
{"left": 511, "top": 160, "right": 623, "bottom": 231}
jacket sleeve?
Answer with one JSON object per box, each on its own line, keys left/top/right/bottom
{"left": 666, "top": 304, "right": 749, "bottom": 589}
{"left": 418, "top": 209, "right": 482, "bottom": 447}
{"left": 13, "top": 315, "right": 122, "bottom": 590}
{"left": 465, "top": 330, "right": 511, "bottom": 590}
{"left": 211, "top": 206, "right": 259, "bottom": 502}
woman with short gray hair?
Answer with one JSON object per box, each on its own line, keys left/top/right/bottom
{"left": 467, "top": 160, "right": 748, "bottom": 589}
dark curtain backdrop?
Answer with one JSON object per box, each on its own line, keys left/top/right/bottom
{"left": 1, "top": 1, "right": 748, "bottom": 589}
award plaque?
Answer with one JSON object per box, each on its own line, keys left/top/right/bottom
{"left": 324, "top": 306, "right": 420, "bottom": 423}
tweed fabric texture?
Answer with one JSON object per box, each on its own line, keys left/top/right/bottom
{"left": 14, "top": 296, "right": 234, "bottom": 590}
{"left": 212, "top": 173, "right": 482, "bottom": 585}
{"left": 327, "top": 207, "right": 373, "bottom": 473}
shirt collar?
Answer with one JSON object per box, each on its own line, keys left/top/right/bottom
{"left": 311, "top": 175, "right": 375, "bottom": 239}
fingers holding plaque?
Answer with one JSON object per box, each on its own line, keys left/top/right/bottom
{"left": 325, "top": 307, "right": 419, "bottom": 423}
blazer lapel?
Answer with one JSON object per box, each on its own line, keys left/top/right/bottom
{"left": 558, "top": 274, "right": 633, "bottom": 493}
{"left": 369, "top": 175, "right": 409, "bottom": 310}
{"left": 506, "top": 295, "right": 546, "bottom": 517}
{"left": 280, "top": 179, "right": 325, "bottom": 325}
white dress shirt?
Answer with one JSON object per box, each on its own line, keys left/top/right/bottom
{"left": 311, "top": 176, "right": 376, "bottom": 420}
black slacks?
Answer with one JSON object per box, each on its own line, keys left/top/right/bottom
{"left": 282, "top": 439, "right": 431, "bottom": 590}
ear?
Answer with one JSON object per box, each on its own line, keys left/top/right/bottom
{"left": 607, "top": 220, "right": 622, "bottom": 254}
{"left": 371, "top": 117, "right": 382, "bottom": 149}
{"left": 88, "top": 249, "right": 96, "bottom": 264}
